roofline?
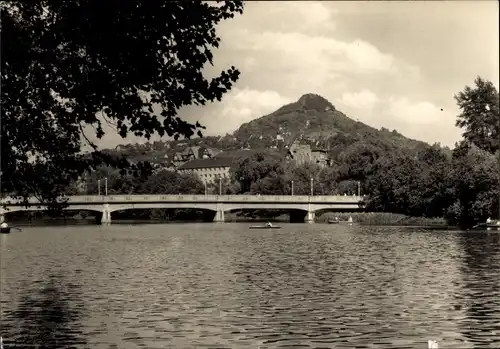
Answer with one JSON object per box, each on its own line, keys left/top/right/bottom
{"left": 179, "top": 164, "right": 231, "bottom": 170}
{"left": 178, "top": 158, "right": 234, "bottom": 170}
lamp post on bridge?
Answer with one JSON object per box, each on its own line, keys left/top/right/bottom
{"left": 97, "top": 177, "right": 108, "bottom": 196}
{"left": 219, "top": 177, "right": 222, "bottom": 196}
{"left": 204, "top": 181, "right": 207, "bottom": 196}
{"left": 310, "top": 177, "right": 314, "bottom": 196}
{"left": 291, "top": 180, "right": 294, "bottom": 196}
{"left": 357, "top": 181, "right": 361, "bottom": 197}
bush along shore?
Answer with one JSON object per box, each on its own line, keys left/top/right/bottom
{"left": 316, "top": 212, "right": 448, "bottom": 227}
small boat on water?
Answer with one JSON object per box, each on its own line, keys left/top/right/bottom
{"left": 347, "top": 216, "right": 354, "bottom": 225}
{"left": 428, "top": 339, "right": 439, "bottom": 349}
{"left": 476, "top": 218, "right": 500, "bottom": 230}
{"left": 0, "top": 222, "right": 10, "bottom": 234}
{"left": 249, "top": 222, "right": 281, "bottom": 229}
{"left": 328, "top": 216, "right": 355, "bottom": 225}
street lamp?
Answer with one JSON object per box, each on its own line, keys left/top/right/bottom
{"left": 219, "top": 177, "right": 222, "bottom": 196}
{"left": 204, "top": 181, "right": 207, "bottom": 195}
{"left": 357, "top": 181, "right": 361, "bottom": 197}
{"left": 97, "top": 177, "right": 108, "bottom": 196}
{"left": 291, "top": 180, "right": 294, "bottom": 196}
{"left": 310, "top": 177, "right": 314, "bottom": 196}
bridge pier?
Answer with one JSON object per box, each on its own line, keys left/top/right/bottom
{"left": 101, "top": 204, "right": 112, "bottom": 224}
{"left": 304, "top": 210, "right": 315, "bottom": 223}
{"left": 213, "top": 209, "right": 225, "bottom": 223}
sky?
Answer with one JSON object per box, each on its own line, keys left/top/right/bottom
{"left": 94, "top": 1, "right": 499, "bottom": 148}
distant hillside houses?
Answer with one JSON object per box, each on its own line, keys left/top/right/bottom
{"left": 153, "top": 145, "right": 222, "bottom": 173}
{"left": 178, "top": 157, "right": 233, "bottom": 184}
{"left": 153, "top": 139, "right": 332, "bottom": 182}
{"left": 285, "top": 139, "right": 330, "bottom": 168}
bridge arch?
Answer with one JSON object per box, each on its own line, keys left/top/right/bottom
{"left": 108, "top": 203, "right": 219, "bottom": 222}
{"left": 106, "top": 203, "right": 218, "bottom": 212}
{"left": 312, "top": 204, "right": 364, "bottom": 213}
{"left": 224, "top": 207, "right": 310, "bottom": 223}
{"left": 223, "top": 204, "right": 310, "bottom": 212}
{"left": 1, "top": 206, "right": 104, "bottom": 215}
{"left": 0, "top": 205, "right": 104, "bottom": 224}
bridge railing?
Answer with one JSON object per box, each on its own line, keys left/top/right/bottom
{"left": 1, "top": 194, "right": 365, "bottom": 205}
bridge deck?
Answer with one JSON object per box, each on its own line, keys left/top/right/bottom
{"left": 1, "top": 194, "right": 364, "bottom": 205}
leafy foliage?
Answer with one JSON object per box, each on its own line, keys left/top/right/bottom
{"left": 1, "top": 0, "right": 243, "bottom": 203}
{"left": 455, "top": 77, "right": 500, "bottom": 154}
{"left": 83, "top": 168, "right": 204, "bottom": 196}
{"left": 444, "top": 144, "right": 499, "bottom": 227}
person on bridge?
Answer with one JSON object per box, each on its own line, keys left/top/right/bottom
{"left": 0, "top": 221, "right": 8, "bottom": 228}
{"left": 266, "top": 222, "right": 273, "bottom": 227}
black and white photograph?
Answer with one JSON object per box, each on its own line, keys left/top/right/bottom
{"left": 0, "top": 1, "right": 499, "bottom": 348}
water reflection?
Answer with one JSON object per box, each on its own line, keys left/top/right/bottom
{"left": 230, "top": 228, "right": 450, "bottom": 348}
{"left": 1, "top": 225, "right": 500, "bottom": 348}
{"left": 1, "top": 275, "right": 87, "bottom": 348}
{"left": 457, "top": 232, "right": 500, "bottom": 348}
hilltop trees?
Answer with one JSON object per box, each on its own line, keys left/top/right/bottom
{"left": 228, "top": 152, "right": 340, "bottom": 196}
{"left": 1, "top": 0, "right": 244, "bottom": 204}
{"left": 455, "top": 77, "right": 500, "bottom": 154}
{"left": 364, "top": 77, "right": 499, "bottom": 228}
{"left": 444, "top": 145, "right": 499, "bottom": 227}
{"left": 231, "top": 152, "right": 286, "bottom": 194}
{"left": 449, "top": 77, "right": 500, "bottom": 227}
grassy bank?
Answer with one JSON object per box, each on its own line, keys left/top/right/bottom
{"left": 316, "top": 212, "right": 447, "bottom": 226}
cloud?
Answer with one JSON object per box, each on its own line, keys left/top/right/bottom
{"left": 232, "top": 2, "right": 338, "bottom": 35}
{"left": 336, "top": 91, "right": 462, "bottom": 145}
{"left": 387, "top": 97, "right": 450, "bottom": 125}
{"left": 224, "top": 31, "right": 414, "bottom": 78}
{"left": 381, "top": 97, "right": 462, "bottom": 145}
{"left": 215, "top": 2, "right": 421, "bottom": 112}
{"left": 340, "top": 90, "right": 380, "bottom": 110}
{"left": 202, "top": 88, "right": 293, "bottom": 135}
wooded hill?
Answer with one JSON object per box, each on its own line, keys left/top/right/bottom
{"left": 107, "top": 93, "right": 441, "bottom": 164}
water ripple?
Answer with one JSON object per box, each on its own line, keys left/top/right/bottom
{"left": 0, "top": 224, "right": 499, "bottom": 348}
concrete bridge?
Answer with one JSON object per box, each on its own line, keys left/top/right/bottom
{"left": 0, "top": 194, "right": 364, "bottom": 223}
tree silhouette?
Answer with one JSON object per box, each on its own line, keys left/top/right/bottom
{"left": 455, "top": 77, "right": 500, "bottom": 155}
{"left": 1, "top": 0, "right": 244, "bottom": 205}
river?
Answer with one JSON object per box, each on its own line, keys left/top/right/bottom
{"left": 0, "top": 224, "right": 499, "bottom": 348}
